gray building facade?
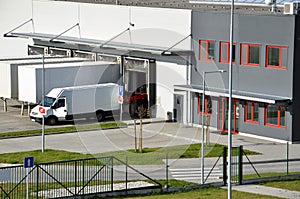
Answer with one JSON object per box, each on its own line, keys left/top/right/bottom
{"left": 176, "top": 10, "right": 299, "bottom": 142}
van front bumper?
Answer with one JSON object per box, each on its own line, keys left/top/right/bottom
{"left": 30, "top": 116, "right": 42, "bottom": 123}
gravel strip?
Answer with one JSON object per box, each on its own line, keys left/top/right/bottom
{"left": 37, "top": 181, "right": 154, "bottom": 198}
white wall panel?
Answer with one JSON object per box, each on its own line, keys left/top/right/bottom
{"left": 0, "top": 0, "right": 32, "bottom": 58}
{"left": 129, "top": 7, "right": 191, "bottom": 49}
{"left": 0, "top": 1, "right": 191, "bottom": 57}
{"left": 33, "top": 1, "right": 79, "bottom": 36}
{"left": 31, "top": 1, "right": 191, "bottom": 49}
{"left": 156, "top": 61, "right": 187, "bottom": 118}
{"left": 80, "top": 4, "right": 130, "bottom": 40}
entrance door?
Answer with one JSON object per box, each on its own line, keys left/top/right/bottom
{"left": 174, "top": 95, "right": 183, "bottom": 123}
{"left": 218, "top": 98, "right": 239, "bottom": 134}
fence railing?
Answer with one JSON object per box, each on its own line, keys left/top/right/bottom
{"left": 0, "top": 156, "right": 162, "bottom": 199}
{"left": 223, "top": 143, "right": 300, "bottom": 185}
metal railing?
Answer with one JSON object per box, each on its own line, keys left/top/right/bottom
{"left": 223, "top": 143, "right": 300, "bottom": 185}
{"left": 0, "top": 156, "right": 162, "bottom": 199}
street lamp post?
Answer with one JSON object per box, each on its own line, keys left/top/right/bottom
{"left": 41, "top": 54, "right": 45, "bottom": 152}
{"left": 228, "top": 0, "right": 235, "bottom": 197}
{"left": 31, "top": 50, "right": 46, "bottom": 153}
{"left": 201, "top": 70, "right": 225, "bottom": 184}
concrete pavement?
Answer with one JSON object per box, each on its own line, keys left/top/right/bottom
{"left": 0, "top": 116, "right": 300, "bottom": 198}
{"left": 228, "top": 184, "right": 300, "bottom": 199}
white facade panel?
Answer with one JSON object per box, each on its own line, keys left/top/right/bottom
{"left": 80, "top": 4, "right": 130, "bottom": 41}
{"left": 33, "top": 1, "right": 79, "bottom": 37}
{"left": 1, "top": 1, "right": 191, "bottom": 55}
{"left": 30, "top": 1, "right": 191, "bottom": 49}
{"left": 130, "top": 7, "right": 191, "bottom": 49}
{"left": 0, "top": 0, "right": 32, "bottom": 58}
{"left": 156, "top": 61, "right": 187, "bottom": 119}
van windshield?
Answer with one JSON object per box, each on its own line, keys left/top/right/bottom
{"left": 40, "top": 97, "right": 56, "bottom": 107}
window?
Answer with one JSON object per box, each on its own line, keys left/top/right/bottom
{"left": 266, "top": 45, "right": 288, "bottom": 70}
{"left": 245, "top": 102, "right": 259, "bottom": 124}
{"left": 265, "top": 105, "right": 285, "bottom": 128}
{"left": 220, "top": 41, "right": 236, "bottom": 64}
{"left": 198, "top": 94, "right": 212, "bottom": 115}
{"left": 200, "top": 40, "right": 215, "bottom": 62}
{"left": 240, "top": 43, "right": 260, "bottom": 66}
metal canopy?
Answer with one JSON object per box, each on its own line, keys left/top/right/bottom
{"left": 174, "top": 84, "right": 291, "bottom": 104}
{"left": 190, "top": 0, "right": 295, "bottom": 5}
{"left": 8, "top": 32, "right": 189, "bottom": 55}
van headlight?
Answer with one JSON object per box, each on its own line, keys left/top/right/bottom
{"left": 31, "top": 112, "right": 38, "bottom": 115}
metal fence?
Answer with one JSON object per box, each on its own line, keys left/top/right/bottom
{"left": 240, "top": 142, "right": 300, "bottom": 183}
{"left": 0, "top": 156, "right": 161, "bottom": 199}
{"left": 222, "top": 143, "right": 300, "bottom": 185}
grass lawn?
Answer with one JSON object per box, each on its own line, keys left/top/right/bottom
{"left": 0, "top": 143, "right": 259, "bottom": 165}
{"left": 259, "top": 178, "right": 300, "bottom": 192}
{"left": 109, "top": 186, "right": 280, "bottom": 199}
{"left": 99, "top": 143, "right": 260, "bottom": 165}
{"left": 0, "top": 121, "right": 127, "bottom": 138}
{"left": 243, "top": 172, "right": 300, "bottom": 180}
{"left": 0, "top": 149, "right": 94, "bottom": 164}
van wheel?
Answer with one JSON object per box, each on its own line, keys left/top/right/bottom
{"left": 47, "top": 116, "right": 58, "bottom": 125}
{"left": 96, "top": 111, "right": 104, "bottom": 122}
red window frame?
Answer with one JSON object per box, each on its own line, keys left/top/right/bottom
{"left": 240, "top": 43, "right": 260, "bottom": 67}
{"left": 219, "top": 41, "right": 236, "bottom": 64}
{"left": 199, "top": 40, "right": 215, "bottom": 62}
{"left": 264, "top": 105, "right": 285, "bottom": 128}
{"left": 197, "top": 95, "right": 212, "bottom": 115}
{"left": 266, "top": 45, "right": 288, "bottom": 70}
{"left": 244, "top": 101, "right": 259, "bottom": 124}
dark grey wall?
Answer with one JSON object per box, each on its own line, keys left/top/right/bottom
{"left": 191, "top": 11, "right": 295, "bottom": 141}
{"left": 191, "top": 11, "right": 294, "bottom": 98}
{"left": 238, "top": 103, "right": 292, "bottom": 141}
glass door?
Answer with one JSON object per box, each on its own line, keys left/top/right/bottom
{"left": 218, "top": 98, "right": 239, "bottom": 134}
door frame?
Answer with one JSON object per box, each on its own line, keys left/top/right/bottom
{"left": 217, "top": 97, "right": 239, "bottom": 134}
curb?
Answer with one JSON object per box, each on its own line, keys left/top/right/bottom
{"left": 0, "top": 125, "right": 128, "bottom": 140}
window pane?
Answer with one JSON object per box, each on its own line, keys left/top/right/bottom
{"left": 200, "top": 41, "right": 207, "bottom": 60}
{"left": 207, "top": 96, "right": 212, "bottom": 114}
{"left": 199, "top": 94, "right": 204, "bottom": 113}
{"left": 208, "top": 41, "right": 215, "bottom": 60}
{"left": 246, "top": 103, "right": 252, "bottom": 120}
{"left": 221, "top": 43, "right": 228, "bottom": 62}
{"left": 249, "top": 46, "right": 260, "bottom": 64}
{"left": 232, "top": 44, "right": 236, "bottom": 62}
{"left": 267, "top": 105, "right": 278, "bottom": 125}
{"left": 254, "top": 103, "right": 259, "bottom": 122}
{"left": 268, "top": 47, "right": 280, "bottom": 66}
{"left": 241, "top": 44, "right": 247, "bottom": 64}
{"left": 281, "top": 48, "right": 288, "bottom": 68}
{"left": 280, "top": 107, "right": 285, "bottom": 126}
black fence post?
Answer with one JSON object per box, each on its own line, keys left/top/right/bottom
{"left": 82, "top": 159, "right": 85, "bottom": 195}
{"left": 36, "top": 165, "right": 39, "bottom": 199}
{"left": 238, "top": 145, "right": 243, "bottom": 185}
{"left": 287, "top": 142, "right": 289, "bottom": 175}
{"left": 111, "top": 157, "right": 114, "bottom": 191}
{"left": 165, "top": 151, "right": 169, "bottom": 189}
{"left": 126, "top": 156, "right": 128, "bottom": 194}
{"left": 75, "top": 161, "right": 77, "bottom": 196}
{"left": 223, "top": 147, "right": 227, "bottom": 186}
